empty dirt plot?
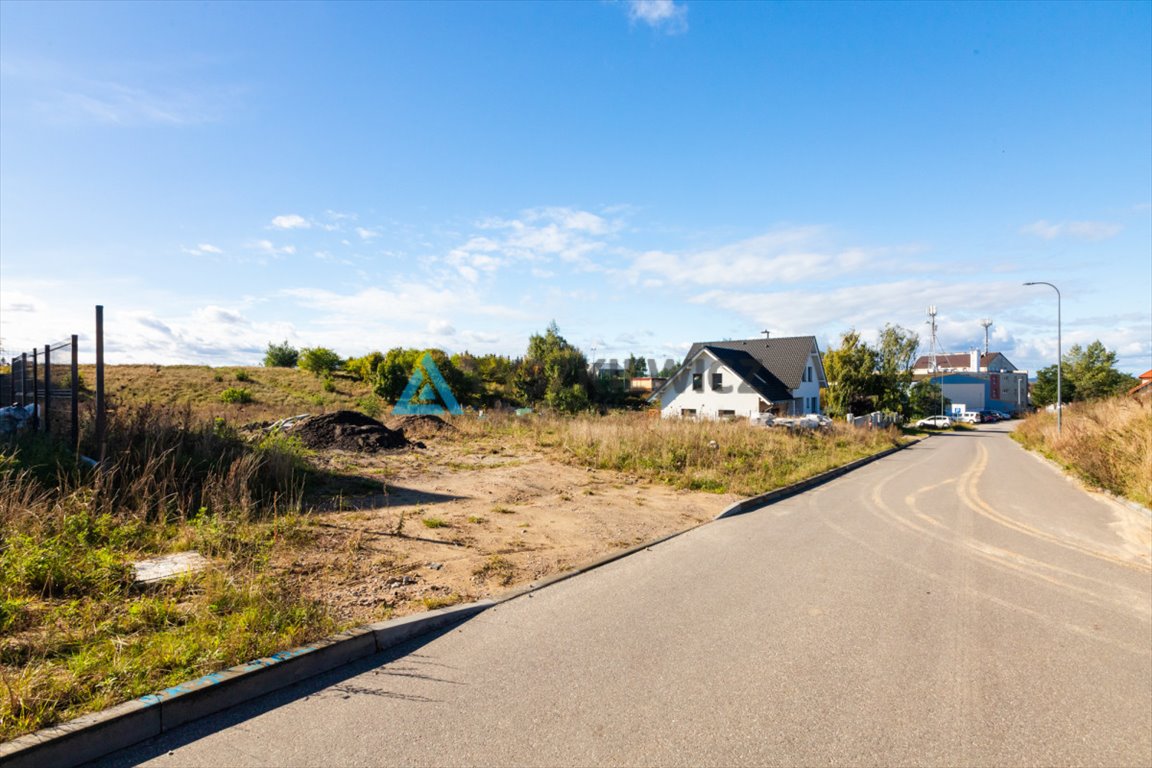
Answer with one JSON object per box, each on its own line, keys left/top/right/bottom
{"left": 279, "top": 416, "right": 741, "bottom": 624}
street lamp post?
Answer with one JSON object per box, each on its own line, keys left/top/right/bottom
{"left": 1024, "top": 281, "right": 1061, "bottom": 435}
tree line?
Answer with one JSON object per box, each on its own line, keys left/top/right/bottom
{"left": 265, "top": 323, "right": 1137, "bottom": 417}
{"left": 263, "top": 322, "right": 645, "bottom": 413}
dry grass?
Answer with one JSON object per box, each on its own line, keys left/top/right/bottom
{"left": 83, "top": 364, "right": 379, "bottom": 423}
{"left": 1013, "top": 396, "right": 1152, "bottom": 508}
{"left": 454, "top": 411, "right": 906, "bottom": 496}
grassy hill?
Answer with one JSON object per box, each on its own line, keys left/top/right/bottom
{"left": 81, "top": 364, "right": 383, "bottom": 423}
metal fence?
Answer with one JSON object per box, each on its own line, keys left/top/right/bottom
{"left": 4, "top": 336, "right": 81, "bottom": 448}
{"left": 1, "top": 305, "right": 107, "bottom": 455}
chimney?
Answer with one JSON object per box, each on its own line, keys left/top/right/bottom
{"left": 970, "top": 349, "right": 980, "bottom": 372}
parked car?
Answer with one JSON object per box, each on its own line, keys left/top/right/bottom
{"left": 990, "top": 410, "right": 1013, "bottom": 421}
{"left": 978, "top": 410, "right": 1001, "bottom": 423}
{"left": 957, "top": 412, "right": 980, "bottom": 424}
{"left": 915, "top": 415, "right": 953, "bottom": 429}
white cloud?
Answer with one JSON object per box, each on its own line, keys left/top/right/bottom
{"left": 182, "top": 243, "right": 224, "bottom": 256}
{"left": 469, "top": 206, "right": 622, "bottom": 271}
{"left": 271, "top": 214, "right": 311, "bottom": 230}
{"left": 626, "top": 0, "right": 688, "bottom": 33}
{"left": 249, "top": 240, "right": 297, "bottom": 257}
{"left": 628, "top": 227, "right": 928, "bottom": 287}
{"left": 355, "top": 227, "right": 380, "bottom": 241}
{"left": 1020, "top": 219, "right": 1121, "bottom": 241}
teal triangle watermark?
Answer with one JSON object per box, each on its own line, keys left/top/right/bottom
{"left": 393, "top": 353, "right": 463, "bottom": 416}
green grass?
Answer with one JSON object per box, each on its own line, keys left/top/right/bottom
{"left": 421, "top": 517, "right": 449, "bottom": 529}
{"left": 0, "top": 406, "right": 335, "bottom": 742}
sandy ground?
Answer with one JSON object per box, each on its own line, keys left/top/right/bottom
{"left": 277, "top": 420, "right": 742, "bottom": 625}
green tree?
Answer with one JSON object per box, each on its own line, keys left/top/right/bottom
{"left": 874, "top": 324, "right": 920, "bottom": 416}
{"left": 298, "top": 347, "right": 343, "bottom": 377}
{"left": 345, "top": 351, "right": 385, "bottom": 382}
{"left": 908, "top": 379, "right": 951, "bottom": 419}
{"left": 823, "top": 330, "right": 879, "bottom": 418}
{"left": 263, "top": 340, "right": 299, "bottom": 368}
{"left": 1063, "top": 341, "right": 1136, "bottom": 401}
{"left": 374, "top": 348, "right": 422, "bottom": 403}
{"left": 519, "top": 322, "right": 593, "bottom": 413}
{"left": 625, "top": 354, "right": 648, "bottom": 378}
{"left": 1030, "top": 365, "right": 1070, "bottom": 408}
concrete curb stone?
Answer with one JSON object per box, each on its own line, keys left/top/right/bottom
{"left": 0, "top": 601, "right": 493, "bottom": 768}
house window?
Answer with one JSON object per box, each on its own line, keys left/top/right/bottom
{"left": 712, "top": 373, "right": 723, "bottom": 390}
{"left": 681, "top": 408, "right": 697, "bottom": 418}
{"left": 718, "top": 409, "right": 736, "bottom": 419}
{"left": 692, "top": 373, "right": 703, "bottom": 392}
{"left": 803, "top": 365, "right": 813, "bottom": 383}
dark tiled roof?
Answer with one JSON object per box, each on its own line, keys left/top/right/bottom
{"left": 701, "top": 346, "right": 793, "bottom": 402}
{"left": 684, "top": 336, "right": 821, "bottom": 391}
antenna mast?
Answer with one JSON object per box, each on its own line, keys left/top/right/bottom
{"left": 927, "top": 306, "right": 938, "bottom": 373}
{"left": 979, "top": 318, "right": 993, "bottom": 356}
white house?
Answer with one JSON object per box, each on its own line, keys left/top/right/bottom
{"left": 649, "top": 336, "right": 826, "bottom": 419}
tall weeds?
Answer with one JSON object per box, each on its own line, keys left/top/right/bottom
{"left": 0, "top": 405, "right": 328, "bottom": 742}
{"left": 457, "top": 411, "right": 905, "bottom": 496}
{"left": 1013, "top": 396, "right": 1152, "bottom": 508}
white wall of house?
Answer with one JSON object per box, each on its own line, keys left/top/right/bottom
{"left": 655, "top": 350, "right": 822, "bottom": 419}
{"left": 794, "top": 353, "right": 822, "bottom": 415}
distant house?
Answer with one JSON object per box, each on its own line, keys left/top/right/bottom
{"left": 649, "top": 336, "right": 826, "bottom": 419}
{"left": 912, "top": 349, "right": 1029, "bottom": 415}
{"left": 911, "top": 350, "right": 1019, "bottom": 375}
{"left": 1130, "top": 370, "right": 1152, "bottom": 398}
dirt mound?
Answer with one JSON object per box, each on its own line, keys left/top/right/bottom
{"left": 289, "top": 410, "right": 409, "bottom": 452}
{"left": 389, "top": 414, "right": 456, "bottom": 439}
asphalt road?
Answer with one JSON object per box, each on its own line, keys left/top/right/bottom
{"left": 99, "top": 424, "right": 1152, "bottom": 767}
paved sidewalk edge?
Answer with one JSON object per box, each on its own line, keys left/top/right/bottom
{"left": 2, "top": 439, "right": 912, "bottom": 768}
{"left": 0, "top": 601, "right": 493, "bottom": 768}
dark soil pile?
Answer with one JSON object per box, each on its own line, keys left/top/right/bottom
{"left": 388, "top": 414, "right": 456, "bottom": 440}
{"left": 289, "top": 410, "right": 410, "bottom": 452}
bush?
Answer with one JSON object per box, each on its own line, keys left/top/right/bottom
{"left": 299, "top": 347, "right": 343, "bottom": 377}
{"left": 264, "top": 340, "right": 299, "bottom": 368}
{"left": 234, "top": 370, "right": 252, "bottom": 382}
{"left": 220, "top": 387, "right": 253, "bottom": 404}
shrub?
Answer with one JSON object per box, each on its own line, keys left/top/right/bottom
{"left": 264, "top": 340, "right": 299, "bottom": 368}
{"left": 299, "top": 347, "right": 343, "bottom": 377}
{"left": 220, "top": 387, "right": 253, "bottom": 404}
{"left": 234, "top": 370, "right": 252, "bottom": 382}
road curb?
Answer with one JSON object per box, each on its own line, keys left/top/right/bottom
{"left": 0, "top": 601, "right": 492, "bottom": 768}
{"left": 716, "top": 443, "right": 906, "bottom": 519}
{"left": 2, "top": 440, "right": 912, "bottom": 768}
{"left": 501, "top": 441, "right": 912, "bottom": 601}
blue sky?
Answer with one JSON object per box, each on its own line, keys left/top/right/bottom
{"left": 1, "top": 0, "right": 1149, "bottom": 374}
